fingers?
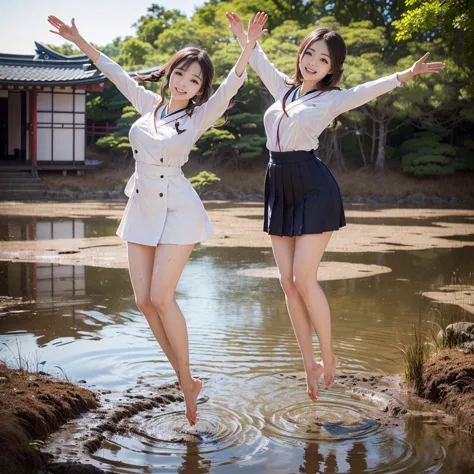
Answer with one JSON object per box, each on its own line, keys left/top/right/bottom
{"left": 255, "top": 29, "right": 268, "bottom": 40}
{"left": 417, "top": 52, "right": 430, "bottom": 63}
{"left": 48, "top": 15, "right": 64, "bottom": 27}
{"left": 250, "top": 11, "right": 268, "bottom": 25}
{"left": 254, "top": 11, "right": 267, "bottom": 25}
{"left": 49, "top": 30, "right": 61, "bottom": 36}
{"left": 231, "top": 12, "right": 242, "bottom": 23}
{"left": 47, "top": 17, "right": 60, "bottom": 28}
{"left": 71, "top": 17, "right": 76, "bottom": 28}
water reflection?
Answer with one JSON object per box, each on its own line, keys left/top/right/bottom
{"left": 0, "top": 214, "right": 474, "bottom": 472}
{"left": 0, "top": 216, "right": 119, "bottom": 241}
{"left": 178, "top": 443, "right": 210, "bottom": 474}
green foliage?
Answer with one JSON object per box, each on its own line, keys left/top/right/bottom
{"left": 96, "top": 135, "right": 130, "bottom": 151}
{"left": 198, "top": 128, "right": 236, "bottom": 157}
{"left": 393, "top": 0, "right": 474, "bottom": 93}
{"left": 134, "top": 4, "right": 185, "bottom": 46}
{"left": 401, "top": 133, "right": 458, "bottom": 176}
{"left": 86, "top": 86, "right": 129, "bottom": 121}
{"left": 46, "top": 43, "right": 82, "bottom": 56}
{"left": 117, "top": 37, "right": 155, "bottom": 67}
{"left": 29, "top": 440, "right": 45, "bottom": 452}
{"left": 80, "top": 0, "right": 472, "bottom": 170}
{"left": 189, "top": 171, "right": 221, "bottom": 190}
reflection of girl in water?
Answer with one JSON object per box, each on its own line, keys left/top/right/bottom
{"left": 228, "top": 11, "right": 444, "bottom": 401}
{"left": 47, "top": 14, "right": 264, "bottom": 426}
{"left": 299, "top": 441, "right": 368, "bottom": 473}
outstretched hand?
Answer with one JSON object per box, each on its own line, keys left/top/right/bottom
{"left": 226, "top": 12, "right": 245, "bottom": 39}
{"left": 226, "top": 11, "right": 268, "bottom": 44}
{"left": 247, "top": 12, "right": 268, "bottom": 44}
{"left": 411, "top": 53, "right": 445, "bottom": 75}
{"left": 48, "top": 16, "right": 81, "bottom": 44}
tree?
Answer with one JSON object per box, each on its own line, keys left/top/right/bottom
{"left": 133, "top": 4, "right": 186, "bottom": 46}
{"left": 393, "top": 0, "right": 474, "bottom": 92}
{"left": 116, "top": 37, "right": 155, "bottom": 68}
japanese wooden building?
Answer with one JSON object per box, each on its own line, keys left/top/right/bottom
{"left": 0, "top": 42, "right": 105, "bottom": 171}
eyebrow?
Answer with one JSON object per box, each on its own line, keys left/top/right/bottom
{"left": 175, "top": 67, "right": 202, "bottom": 80}
{"left": 307, "top": 47, "right": 330, "bottom": 58}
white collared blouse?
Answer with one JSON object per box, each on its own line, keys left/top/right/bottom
{"left": 249, "top": 43, "right": 402, "bottom": 153}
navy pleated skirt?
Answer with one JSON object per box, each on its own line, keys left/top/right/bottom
{"left": 263, "top": 150, "right": 346, "bottom": 236}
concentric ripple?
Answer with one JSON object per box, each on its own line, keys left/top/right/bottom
{"left": 266, "top": 397, "right": 381, "bottom": 442}
{"left": 90, "top": 399, "right": 268, "bottom": 472}
{"left": 242, "top": 374, "right": 446, "bottom": 473}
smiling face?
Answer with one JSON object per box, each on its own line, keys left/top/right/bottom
{"left": 169, "top": 60, "right": 203, "bottom": 103}
{"left": 299, "top": 39, "right": 333, "bottom": 86}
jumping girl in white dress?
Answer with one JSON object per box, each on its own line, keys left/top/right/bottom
{"left": 48, "top": 15, "right": 266, "bottom": 426}
{"left": 227, "top": 11, "right": 445, "bottom": 402}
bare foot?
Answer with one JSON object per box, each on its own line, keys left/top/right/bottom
{"left": 306, "top": 362, "right": 324, "bottom": 402}
{"left": 183, "top": 378, "right": 202, "bottom": 426}
{"left": 321, "top": 355, "right": 338, "bottom": 387}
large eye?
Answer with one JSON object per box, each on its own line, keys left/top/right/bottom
{"left": 321, "top": 58, "right": 328, "bottom": 64}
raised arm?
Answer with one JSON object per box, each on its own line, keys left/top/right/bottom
{"left": 227, "top": 12, "right": 290, "bottom": 100}
{"left": 329, "top": 73, "right": 402, "bottom": 116}
{"left": 193, "top": 16, "right": 266, "bottom": 132}
{"left": 330, "top": 52, "right": 445, "bottom": 117}
{"left": 48, "top": 16, "right": 159, "bottom": 115}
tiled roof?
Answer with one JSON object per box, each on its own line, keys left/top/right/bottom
{"left": 0, "top": 61, "right": 104, "bottom": 85}
{"left": 0, "top": 42, "right": 160, "bottom": 86}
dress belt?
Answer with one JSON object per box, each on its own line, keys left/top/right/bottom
{"left": 135, "top": 161, "right": 183, "bottom": 177}
{"left": 124, "top": 162, "right": 183, "bottom": 197}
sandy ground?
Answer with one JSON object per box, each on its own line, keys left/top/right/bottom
{"left": 0, "top": 201, "right": 473, "bottom": 272}
{"left": 423, "top": 285, "right": 474, "bottom": 315}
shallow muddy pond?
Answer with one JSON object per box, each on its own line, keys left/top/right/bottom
{"left": 0, "top": 206, "right": 473, "bottom": 473}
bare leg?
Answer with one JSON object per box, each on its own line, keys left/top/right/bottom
{"left": 150, "top": 243, "right": 201, "bottom": 426}
{"left": 293, "top": 233, "right": 337, "bottom": 387}
{"left": 127, "top": 242, "right": 179, "bottom": 374}
{"left": 271, "top": 236, "right": 323, "bottom": 401}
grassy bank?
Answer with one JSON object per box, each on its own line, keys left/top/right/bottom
{"left": 401, "top": 303, "right": 474, "bottom": 435}
{"left": 0, "top": 362, "right": 99, "bottom": 473}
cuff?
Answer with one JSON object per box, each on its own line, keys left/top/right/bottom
{"left": 93, "top": 52, "right": 106, "bottom": 65}
{"left": 391, "top": 72, "right": 403, "bottom": 88}
{"left": 228, "top": 64, "right": 248, "bottom": 81}
{"left": 249, "top": 42, "right": 263, "bottom": 67}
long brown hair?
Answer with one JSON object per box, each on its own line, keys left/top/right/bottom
{"left": 135, "top": 47, "right": 215, "bottom": 119}
{"left": 283, "top": 28, "right": 347, "bottom": 120}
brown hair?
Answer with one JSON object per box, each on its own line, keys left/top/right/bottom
{"left": 135, "top": 46, "right": 233, "bottom": 132}
{"left": 135, "top": 47, "right": 213, "bottom": 115}
{"left": 282, "top": 28, "right": 347, "bottom": 120}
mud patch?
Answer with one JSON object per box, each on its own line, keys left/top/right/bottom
{"left": 240, "top": 262, "right": 392, "bottom": 281}
{"left": 421, "top": 350, "right": 474, "bottom": 434}
{"left": 422, "top": 285, "right": 474, "bottom": 315}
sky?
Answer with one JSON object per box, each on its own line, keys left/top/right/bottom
{"left": 0, "top": 0, "right": 206, "bottom": 55}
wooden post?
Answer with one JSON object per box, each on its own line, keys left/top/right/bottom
{"left": 30, "top": 89, "right": 37, "bottom": 167}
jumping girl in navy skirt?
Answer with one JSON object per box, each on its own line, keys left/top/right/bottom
{"left": 227, "top": 11, "right": 445, "bottom": 401}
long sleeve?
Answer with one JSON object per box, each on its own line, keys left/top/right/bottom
{"left": 249, "top": 42, "right": 291, "bottom": 100}
{"left": 192, "top": 66, "right": 247, "bottom": 132}
{"left": 94, "top": 53, "right": 160, "bottom": 116}
{"left": 329, "top": 73, "right": 402, "bottom": 117}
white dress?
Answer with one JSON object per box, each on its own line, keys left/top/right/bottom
{"left": 249, "top": 43, "right": 402, "bottom": 152}
{"left": 93, "top": 53, "right": 247, "bottom": 246}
